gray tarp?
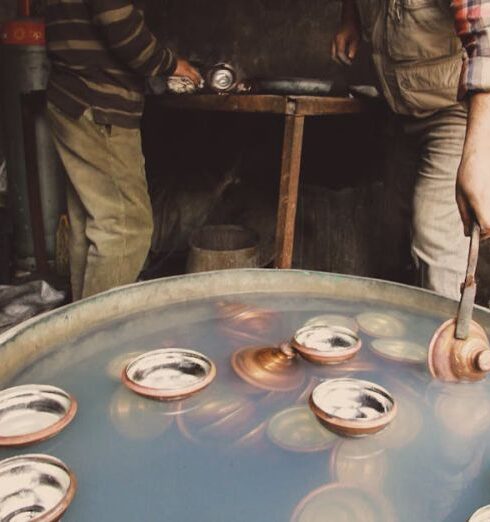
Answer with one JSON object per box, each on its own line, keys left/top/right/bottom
{"left": 0, "top": 281, "right": 65, "bottom": 333}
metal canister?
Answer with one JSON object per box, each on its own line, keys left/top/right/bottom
{"left": 206, "top": 63, "right": 238, "bottom": 93}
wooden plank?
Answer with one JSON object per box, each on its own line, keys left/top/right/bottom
{"left": 275, "top": 115, "right": 305, "bottom": 268}
{"left": 154, "top": 94, "right": 367, "bottom": 116}
{"left": 292, "top": 96, "right": 365, "bottom": 116}
{"left": 154, "top": 94, "right": 290, "bottom": 114}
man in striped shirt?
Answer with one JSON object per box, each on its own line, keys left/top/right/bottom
{"left": 46, "top": 0, "right": 201, "bottom": 301}
{"left": 332, "top": 0, "right": 490, "bottom": 300}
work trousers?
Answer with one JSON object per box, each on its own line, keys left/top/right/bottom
{"left": 386, "top": 104, "right": 470, "bottom": 300}
{"left": 47, "top": 103, "right": 153, "bottom": 301}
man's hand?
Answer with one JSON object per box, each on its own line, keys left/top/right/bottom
{"left": 173, "top": 59, "right": 202, "bottom": 87}
{"left": 456, "top": 93, "right": 490, "bottom": 241}
{"left": 331, "top": 0, "right": 361, "bottom": 66}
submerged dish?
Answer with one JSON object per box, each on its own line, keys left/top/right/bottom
{"left": 356, "top": 312, "right": 406, "bottom": 338}
{"left": 303, "top": 314, "right": 359, "bottom": 333}
{"left": 291, "top": 483, "right": 391, "bottom": 522}
{"left": 370, "top": 339, "right": 427, "bottom": 364}
{"left": 267, "top": 406, "right": 336, "bottom": 453}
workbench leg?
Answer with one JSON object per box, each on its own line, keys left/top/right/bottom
{"left": 274, "top": 115, "right": 305, "bottom": 269}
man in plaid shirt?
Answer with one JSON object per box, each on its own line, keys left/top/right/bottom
{"left": 332, "top": 0, "right": 490, "bottom": 300}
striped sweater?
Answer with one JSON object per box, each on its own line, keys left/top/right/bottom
{"left": 45, "top": 0, "right": 176, "bottom": 128}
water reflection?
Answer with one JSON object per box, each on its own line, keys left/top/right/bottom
{"left": 330, "top": 437, "right": 388, "bottom": 492}
{"left": 378, "top": 398, "right": 422, "bottom": 449}
{"left": 291, "top": 483, "right": 395, "bottom": 522}
{"left": 267, "top": 406, "right": 336, "bottom": 453}
{"left": 109, "top": 386, "right": 174, "bottom": 440}
{"left": 106, "top": 351, "right": 144, "bottom": 382}
{"left": 175, "top": 385, "right": 256, "bottom": 447}
{"left": 216, "top": 301, "right": 281, "bottom": 347}
{"left": 431, "top": 382, "right": 490, "bottom": 439}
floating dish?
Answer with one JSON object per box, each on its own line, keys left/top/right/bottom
{"left": 122, "top": 348, "right": 216, "bottom": 400}
{"left": 303, "top": 314, "right": 359, "bottom": 333}
{"left": 356, "top": 312, "right": 406, "bottom": 338}
{"left": 231, "top": 345, "right": 305, "bottom": 392}
{"left": 267, "top": 406, "right": 336, "bottom": 453}
{"left": 292, "top": 325, "right": 361, "bottom": 365}
{"left": 0, "top": 454, "right": 76, "bottom": 522}
{"left": 370, "top": 339, "right": 427, "bottom": 364}
{"left": 0, "top": 384, "right": 77, "bottom": 447}
{"left": 469, "top": 505, "right": 490, "bottom": 522}
{"left": 309, "top": 378, "right": 397, "bottom": 437}
{"left": 291, "top": 483, "right": 388, "bottom": 522}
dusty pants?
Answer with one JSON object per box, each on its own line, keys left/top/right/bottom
{"left": 386, "top": 104, "right": 470, "bottom": 300}
{"left": 47, "top": 103, "right": 153, "bottom": 301}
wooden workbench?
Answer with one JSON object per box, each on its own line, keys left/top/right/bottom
{"left": 156, "top": 94, "right": 367, "bottom": 269}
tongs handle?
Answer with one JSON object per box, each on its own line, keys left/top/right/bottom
{"left": 455, "top": 222, "right": 481, "bottom": 340}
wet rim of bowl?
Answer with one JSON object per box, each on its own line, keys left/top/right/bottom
{"left": 0, "top": 384, "right": 78, "bottom": 447}
{"left": 309, "top": 378, "right": 397, "bottom": 435}
{"left": 122, "top": 348, "right": 217, "bottom": 400}
{"left": 0, "top": 453, "right": 77, "bottom": 522}
{"left": 292, "top": 325, "right": 362, "bottom": 364}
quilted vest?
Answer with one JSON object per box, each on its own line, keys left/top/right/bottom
{"left": 356, "top": 0, "right": 464, "bottom": 116}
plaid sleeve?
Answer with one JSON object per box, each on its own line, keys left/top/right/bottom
{"left": 452, "top": 0, "right": 490, "bottom": 97}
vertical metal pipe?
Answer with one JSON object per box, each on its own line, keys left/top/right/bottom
{"left": 20, "top": 91, "right": 49, "bottom": 273}
{"left": 18, "top": 0, "right": 30, "bottom": 17}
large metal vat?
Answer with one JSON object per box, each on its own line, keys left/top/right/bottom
{"left": 0, "top": 269, "right": 489, "bottom": 521}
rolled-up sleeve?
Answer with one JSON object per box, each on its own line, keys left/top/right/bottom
{"left": 452, "top": 0, "right": 490, "bottom": 97}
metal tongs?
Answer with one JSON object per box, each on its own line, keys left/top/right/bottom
{"left": 428, "top": 221, "right": 490, "bottom": 382}
{"left": 455, "top": 222, "right": 481, "bottom": 340}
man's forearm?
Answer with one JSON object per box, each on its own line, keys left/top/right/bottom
{"left": 341, "top": 0, "right": 359, "bottom": 25}
{"left": 457, "top": 92, "right": 490, "bottom": 238}
{"left": 462, "top": 93, "right": 490, "bottom": 158}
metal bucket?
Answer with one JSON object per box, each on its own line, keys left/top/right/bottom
{"left": 186, "top": 225, "right": 259, "bottom": 273}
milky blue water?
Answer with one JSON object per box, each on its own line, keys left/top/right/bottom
{"left": 2, "top": 293, "right": 490, "bottom": 522}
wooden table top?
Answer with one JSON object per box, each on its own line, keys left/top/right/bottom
{"left": 154, "top": 93, "right": 367, "bottom": 117}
